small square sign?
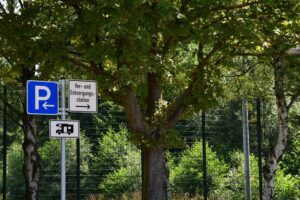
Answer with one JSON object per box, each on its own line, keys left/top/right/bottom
{"left": 49, "top": 120, "right": 80, "bottom": 138}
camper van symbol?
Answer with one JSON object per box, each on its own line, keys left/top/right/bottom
{"left": 56, "top": 123, "right": 74, "bottom": 135}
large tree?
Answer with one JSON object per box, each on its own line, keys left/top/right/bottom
{"left": 232, "top": 1, "right": 300, "bottom": 198}
{"left": 0, "top": 0, "right": 63, "bottom": 199}
{"left": 33, "top": 1, "right": 299, "bottom": 199}
{"left": 1, "top": 0, "right": 299, "bottom": 199}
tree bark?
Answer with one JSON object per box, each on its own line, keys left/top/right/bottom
{"left": 263, "top": 55, "right": 288, "bottom": 200}
{"left": 21, "top": 66, "right": 41, "bottom": 200}
{"left": 142, "top": 143, "right": 167, "bottom": 200}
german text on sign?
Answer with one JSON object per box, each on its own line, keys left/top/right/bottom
{"left": 68, "top": 80, "right": 98, "bottom": 113}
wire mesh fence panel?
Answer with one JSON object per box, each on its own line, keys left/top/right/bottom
{"left": 0, "top": 85, "right": 264, "bottom": 200}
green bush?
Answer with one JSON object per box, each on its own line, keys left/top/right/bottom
{"left": 99, "top": 149, "right": 141, "bottom": 196}
{"left": 170, "top": 141, "right": 228, "bottom": 196}
{"left": 274, "top": 168, "right": 300, "bottom": 200}
{"left": 39, "top": 134, "right": 92, "bottom": 199}
{"left": 6, "top": 135, "right": 92, "bottom": 200}
{"left": 7, "top": 142, "right": 24, "bottom": 199}
{"left": 215, "top": 151, "right": 300, "bottom": 200}
{"left": 95, "top": 127, "right": 141, "bottom": 197}
{"left": 214, "top": 151, "right": 259, "bottom": 200}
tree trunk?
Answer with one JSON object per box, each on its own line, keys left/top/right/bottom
{"left": 22, "top": 114, "right": 41, "bottom": 200}
{"left": 21, "top": 66, "right": 41, "bottom": 200}
{"left": 263, "top": 55, "right": 288, "bottom": 200}
{"left": 142, "top": 144, "right": 167, "bottom": 200}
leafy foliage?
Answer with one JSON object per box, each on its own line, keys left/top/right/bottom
{"left": 6, "top": 142, "right": 24, "bottom": 199}
{"left": 170, "top": 141, "right": 228, "bottom": 195}
{"left": 99, "top": 149, "right": 141, "bottom": 197}
{"left": 90, "top": 126, "right": 141, "bottom": 196}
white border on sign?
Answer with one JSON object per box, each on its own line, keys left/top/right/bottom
{"left": 49, "top": 119, "right": 80, "bottom": 139}
{"left": 26, "top": 80, "right": 59, "bottom": 115}
{"left": 68, "top": 80, "right": 98, "bottom": 113}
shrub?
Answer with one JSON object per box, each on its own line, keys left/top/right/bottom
{"left": 170, "top": 141, "right": 228, "bottom": 196}
{"left": 93, "top": 127, "right": 141, "bottom": 197}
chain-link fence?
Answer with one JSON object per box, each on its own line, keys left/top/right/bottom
{"left": 0, "top": 85, "right": 265, "bottom": 200}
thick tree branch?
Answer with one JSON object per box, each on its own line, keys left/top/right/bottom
{"left": 121, "top": 87, "right": 145, "bottom": 133}
{"left": 66, "top": 56, "right": 103, "bottom": 75}
{"left": 165, "top": 43, "right": 222, "bottom": 128}
{"left": 147, "top": 72, "right": 162, "bottom": 117}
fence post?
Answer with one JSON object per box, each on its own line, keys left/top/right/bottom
{"left": 2, "top": 85, "right": 7, "bottom": 200}
{"left": 202, "top": 111, "right": 208, "bottom": 200}
{"left": 242, "top": 99, "right": 251, "bottom": 200}
{"left": 76, "top": 138, "right": 80, "bottom": 200}
{"left": 257, "top": 98, "right": 263, "bottom": 200}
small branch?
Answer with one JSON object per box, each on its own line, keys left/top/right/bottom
{"left": 18, "top": 0, "right": 25, "bottom": 10}
{"left": 0, "top": 2, "right": 7, "bottom": 14}
{"left": 165, "top": 98, "right": 187, "bottom": 129}
{"left": 3, "top": 56, "right": 15, "bottom": 67}
{"left": 287, "top": 90, "right": 300, "bottom": 111}
{"left": 60, "top": 0, "right": 82, "bottom": 18}
{"left": 6, "top": 110, "right": 23, "bottom": 128}
{"left": 202, "top": 44, "right": 220, "bottom": 66}
{"left": 210, "top": 1, "right": 262, "bottom": 12}
{"left": 232, "top": 52, "right": 270, "bottom": 57}
{"left": 66, "top": 56, "right": 102, "bottom": 75}
{"left": 0, "top": 95, "right": 23, "bottom": 127}
{"left": 224, "top": 67, "right": 252, "bottom": 78}
{"left": 67, "top": 49, "right": 83, "bottom": 57}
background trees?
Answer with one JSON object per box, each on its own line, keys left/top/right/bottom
{"left": 0, "top": 0, "right": 299, "bottom": 199}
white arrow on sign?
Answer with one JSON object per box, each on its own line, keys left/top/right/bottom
{"left": 42, "top": 102, "right": 55, "bottom": 110}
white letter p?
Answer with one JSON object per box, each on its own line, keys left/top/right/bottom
{"left": 35, "top": 86, "right": 51, "bottom": 109}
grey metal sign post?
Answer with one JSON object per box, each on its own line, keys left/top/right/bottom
{"left": 60, "top": 78, "right": 66, "bottom": 200}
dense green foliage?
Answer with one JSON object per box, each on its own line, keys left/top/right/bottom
{"left": 170, "top": 141, "right": 228, "bottom": 195}
{"left": 0, "top": 0, "right": 299, "bottom": 199}
{"left": 3, "top": 111, "right": 300, "bottom": 199}
{"left": 93, "top": 127, "right": 141, "bottom": 197}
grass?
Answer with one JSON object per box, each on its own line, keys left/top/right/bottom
{"left": 86, "top": 193, "right": 217, "bottom": 200}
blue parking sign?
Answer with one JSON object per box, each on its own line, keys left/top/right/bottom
{"left": 27, "top": 80, "right": 59, "bottom": 115}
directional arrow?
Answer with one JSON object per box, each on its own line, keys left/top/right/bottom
{"left": 42, "top": 102, "right": 55, "bottom": 110}
{"left": 75, "top": 104, "right": 90, "bottom": 110}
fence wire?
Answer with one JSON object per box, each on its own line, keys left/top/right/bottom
{"left": 0, "top": 85, "right": 263, "bottom": 200}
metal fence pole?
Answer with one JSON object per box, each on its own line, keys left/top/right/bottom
{"left": 76, "top": 138, "right": 80, "bottom": 200}
{"left": 202, "top": 111, "right": 208, "bottom": 200}
{"left": 2, "top": 85, "right": 7, "bottom": 200}
{"left": 242, "top": 99, "right": 251, "bottom": 200}
{"left": 257, "top": 98, "right": 263, "bottom": 200}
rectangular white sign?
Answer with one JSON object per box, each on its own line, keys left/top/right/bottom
{"left": 68, "top": 80, "right": 98, "bottom": 113}
{"left": 49, "top": 120, "right": 80, "bottom": 138}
